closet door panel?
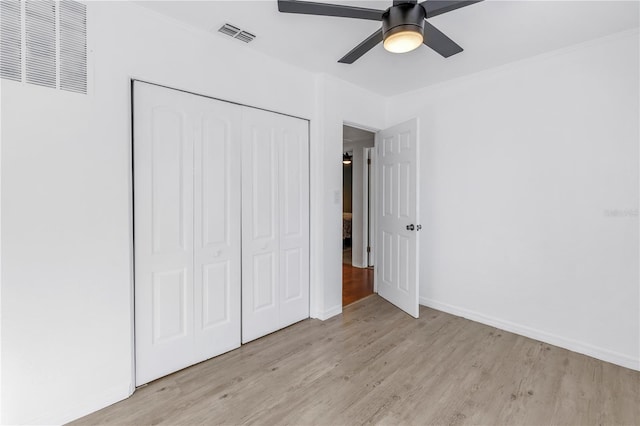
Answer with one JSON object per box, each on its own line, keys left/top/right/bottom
{"left": 193, "top": 100, "right": 242, "bottom": 360}
{"left": 253, "top": 252, "right": 277, "bottom": 310}
{"left": 150, "top": 107, "right": 190, "bottom": 255}
{"left": 201, "top": 261, "right": 230, "bottom": 326}
{"left": 251, "top": 133, "right": 278, "bottom": 241}
{"left": 242, "top": 108, "right": 309, "bottom": 343}
{"left": 242, "top": 112, "right": 280, "bottom": 343}
{"left": 135, "top": 82, "right": 241, "bottom": 385}
{"left": 278, "top": 120, "right": 310, "bottom": 326}
{"left": 134, "top": 83, "right": 195, "bottom": 386}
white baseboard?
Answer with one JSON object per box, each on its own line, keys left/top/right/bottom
{"left": 27, "top": 382, "right": 132, "bottom": 425}
{"left": 316, "top": 304, "right": 342, "bottom": 321}
{"left": 419, "top": 297, "right": 639, "bottom": 371}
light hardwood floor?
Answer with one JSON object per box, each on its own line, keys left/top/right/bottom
{"left": 73, "top": 296, "right": 639, "bottom": 425}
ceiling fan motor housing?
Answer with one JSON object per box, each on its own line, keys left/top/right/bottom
{"left": 382, "top": 3, "right": 426, "bottom": 40}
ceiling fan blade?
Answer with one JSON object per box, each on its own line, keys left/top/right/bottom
{"left": 420, "top": 0, "right": 483, "bottom": 18}
{"left": 338, "top": 29, "right": 383, "bottom": 64}
{"left": 423, "top": 21, "right": 463, "bottom": 58}
{"left": 278, "top": 0, "right": 384, "bottom": 21}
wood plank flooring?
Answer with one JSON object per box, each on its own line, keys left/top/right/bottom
{"left": 73, "top": 296, "right": 640, "bottom": 425}
{"left": 342, "top": 264, "right": 374, "bottom": 306}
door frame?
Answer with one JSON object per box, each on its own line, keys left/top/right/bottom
{"left": 341, "top": 121, "right": 379, "bottom": 295}
{"left": 341, "top": 118, "right": 421, "bottom": 300}
{"left": 362, "top": 146, "right": 376, "bottom": 269}
{"left": 129, "top": 78, "right": 312, "bottom": 388}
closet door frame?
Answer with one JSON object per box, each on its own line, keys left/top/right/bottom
{"left": 129, "top": 79, "right": 311, "bottom": 385}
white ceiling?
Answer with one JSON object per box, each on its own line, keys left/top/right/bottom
{"left": 138, "top": 0, "right": 640, "bottom": 96}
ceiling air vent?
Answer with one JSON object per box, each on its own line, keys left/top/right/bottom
{"left": 218, "top": 23, "right": 240, "bottom": 37}
{"left": 234, "top": 31, "right": 255, "bottom": 43}
{"left": 217, "top": 23, "right": 256, "bottom": 43}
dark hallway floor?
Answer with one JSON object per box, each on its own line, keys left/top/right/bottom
{"left": 342, "top": 249, "right": 373, "bottom": 306}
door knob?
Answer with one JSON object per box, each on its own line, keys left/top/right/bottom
{"left": 416, "top": 225, "right": 422, "bottom": 231}
{"left": 406, "top": 224, "right": 415, "bottom": 231}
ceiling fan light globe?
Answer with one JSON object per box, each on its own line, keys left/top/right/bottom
{"left": 383, "top": 30, "right": 423, "bottom": 53}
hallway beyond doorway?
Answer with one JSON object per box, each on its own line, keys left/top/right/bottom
{"left": 342, "top": 262, "right": 373, "bottom": 306}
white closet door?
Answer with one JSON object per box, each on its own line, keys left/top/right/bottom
{"left": 241, "top": 108, "right": 309, "bottom": 343}
{"left": 192, "top": 94, "right": 242, "bottom": 361}
{"left": 278, "top": 114, "right": 310, "bottom": 328}
{"left": 134, "top": 82, "right": 241, "bottom": 386}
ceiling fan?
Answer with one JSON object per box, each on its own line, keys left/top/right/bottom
{"left": 277, "top": 0, "right": 483, "bottom": 64}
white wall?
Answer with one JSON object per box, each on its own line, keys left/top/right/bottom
{"left": 387, "top": 29, "right": 640, "bottom": 370}
{"left": 0, "top": 2, "right": 389, "bottom": 424}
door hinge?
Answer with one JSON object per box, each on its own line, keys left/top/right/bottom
{"left": 367, "top": 158, "right": 371, "bottom": 165}
{"left": 367, "top": 246, "right": 371, "bottom": 253}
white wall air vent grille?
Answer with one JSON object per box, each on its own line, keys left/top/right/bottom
{"left": 59, "top": 0, "right": 86, "bottom": 93}
{"left": 1, "top": 0, "right": 22, "bottom": 81}
{"left": 0, "top": 0, "right": 87, "bottom": 94}
{"left": 217, "top": 23, "right": 256, "bottom": 43}
{"left": 25, "top": 0, "right": 57, "bottom": 88}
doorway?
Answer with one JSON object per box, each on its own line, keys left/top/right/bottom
{"left": 342, "top": 124, "right": 375, "bottom": 306}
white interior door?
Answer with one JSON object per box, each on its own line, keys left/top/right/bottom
{"left": 134, "top": 82, "right": 241, "bottom": 385}
{"left": 376, "top": 118, "right": 420, "bottom": 318}
{"left": 241, "top": 107, "right": 309, "bottom": 343}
